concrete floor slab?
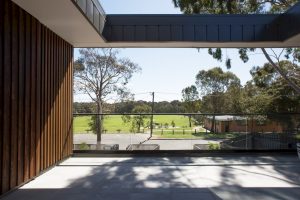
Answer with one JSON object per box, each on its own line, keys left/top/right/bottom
{"left": 2, "top": 155, "right": 300, "bottom": 200}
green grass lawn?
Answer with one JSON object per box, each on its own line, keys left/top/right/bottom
{"left": 73, "top": 115, "right": 246, "bottom": 140}
{"left": 153, "top": 131, "right": 243, "bottom": 139}
{"left": 73, "top": 116, "right": 92, "bottom": 133}
{"left": 73, "top": 115, "right": 194, "bottom": 134}
{"left": 153, "top": 115, "right": 192, "bottom": 128}
{"left": 73, "top": 115, "right": 131, "bottom": 133}
{"left": 73, "top": 115, "right": 245, "bottom": 140}
{"left": 103, "top": 115, "right": 132, "bottom": 133}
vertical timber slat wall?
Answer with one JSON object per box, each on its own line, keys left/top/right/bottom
{"left": 0, "top": 0, "right": 3, "bottom": 194}
{"left": 0, "top": 0, "right": 73, "bottom": 195}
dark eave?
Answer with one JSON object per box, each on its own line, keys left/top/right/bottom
{"left": 100, "top": 2, "right": 300, "bottom": 48}
{"left": 103, "top": 14, "right": 282, "bottom": 43}
{"left": 12, "top": 0, "right": 300, "bottom": 48}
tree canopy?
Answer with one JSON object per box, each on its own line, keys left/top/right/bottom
{"left": 173, "top": 0, "right": 298, "bottom": 14}
{"left": 196, "top": 67, "right": 240, "bottom": 95}
{"left": 247, "top": 61, "right": 300, "bottom": 113}
{"left": 74, "top": 48, "right": 140, "bottom": 104}
{"left": 182, "top": 85, "right": 200, "bottom": 126}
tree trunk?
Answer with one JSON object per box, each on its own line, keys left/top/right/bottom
{"left": 138, "top": 118, "right": 141, "bottom": 133}
{"left": 96, "top": 102, "right": 103, "bottom": 149}
{"left": 211, "top": 115, "right": 216, "bottom": 133}
{"left": 251, "top": 117, "right": 254, "bottom": 133}
{"left": 188, "top": 115, "right": 192, "bottom": 128}
{"left": 261, "top": 48, "right": 300, "bottom": 94}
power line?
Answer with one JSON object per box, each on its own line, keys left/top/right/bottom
{"left": 155, "top": 91, "right": 181, "bottom": 95}
{"left": 133, "top": 92, "right": 152, "bottom": 96}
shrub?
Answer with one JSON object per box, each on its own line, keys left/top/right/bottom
{"left": 208, "top": 142, "right": 220, "bottom": 150}
{"left": 164, "top": 123, "right": 169, "bottom": 128}
{"left": 171, "top": 120, "right": 176, "bottom": 128}
{"left": 79, "top": 142, "right": 90, "bottom": 150}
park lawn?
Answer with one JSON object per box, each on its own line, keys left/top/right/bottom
{"left": 153, "top": 131, "right": 243, "bottom": 139}
{"left": 153, "top": 115, "right": 193, "bottom": 128}
{"left": 73, "top": 115, "right": 194, "bottom": 134}
{"left": 102, "top": 115, "right": 132, "bottom": 133}
{"left": 73, "top": 115, "right": 132, "bottom": 133}
{"left": 73, "top": 115, "right": 243, "bottom": 140}
{"left": 73, "top": 116, "right": 92, "bottom": 133}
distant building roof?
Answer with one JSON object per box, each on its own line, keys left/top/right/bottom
{"left": 206, "top": 115, "right": 246, "bottom": 121}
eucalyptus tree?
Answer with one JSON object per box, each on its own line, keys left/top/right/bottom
{"left": 74, "top": 48, "right": 140, "bottom": 147}
{"left": 196, "top": 67, "right": 241, "bottom": 132}
{"left": 240, "top": 60, "right": 300, "bottom": 128}
{"left": 172, "top": 0, "right": 297, "bottom": 14}
{"left": 182, "top": 85, "right": 200, "bottom": 127}
{"left": 248, "top": 60, "right": 300, "bottom": 113}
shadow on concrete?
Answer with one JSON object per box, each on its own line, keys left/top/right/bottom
{"left": 2, "top": 155, "right": 300, "bottom": 200}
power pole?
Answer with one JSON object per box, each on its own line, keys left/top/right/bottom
{"left": 150, "top": 92, "right": 154, "bottom": 138}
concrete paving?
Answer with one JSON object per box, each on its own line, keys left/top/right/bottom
{"left": 74, "top": 134, "right": 150, "bottom": 150}
{"left": 143, "top": 139, "right": 220, "bottom": 150}
{"left": 2, "top": 155, "right": 300, "bottom": 200}
{"left": 74, "top": 134, "right": 221, "bottom": 150}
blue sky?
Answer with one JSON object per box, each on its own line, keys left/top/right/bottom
{"left": 74, "top": 0, "right": 272, "bottom": 102}
{"left": 100, "top": 0, "right": 182, "bottom": 14}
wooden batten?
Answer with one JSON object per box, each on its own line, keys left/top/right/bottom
{"left": 0, "top": 0, "right": 73, "bottom": 195}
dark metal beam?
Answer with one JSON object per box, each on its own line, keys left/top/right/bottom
{"left": 103, "top": 14, "right": 281, "bottom": 42}
{"left": 102, "top": 3, "right": 300, "bottom": 44}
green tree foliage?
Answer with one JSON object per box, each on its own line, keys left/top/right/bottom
{"left": 173, "top": 0, "right": 298, "bottom": 14}
{"left": 121, "top": 104, "right": 152, "bottom": 133}
{"left": 239, "top": 81, "right": 274, "bottom": 114}
{"left": 88, "top": 115, "right": 108, "bottom": 134}
{"left": 78, "top": 143, "right": 90, "bottom": 150}
{"left": 247, "top": 61, "right": 300, "bottom": 113}
{"left": 181, "top": 61, "right": 299, "bottom": 132}
{"left": 73, "top": 100, "right": 186, "bottom": 114}
{"left": 196, "top": 67, "right": 240, "bottom": 96}
{"left": 190, "top": 61, "right": 299, "bottom": 115}
{"left": 171, "top": 120, "right": 176, "bottom": 128}
{"left": 73, "top": 102, "right": 96, "bottom": 113}
{"left": 182, "top": 85, "right": 201, "bottom": 127}
{"left": 114, "top": 100, "right": 185, "bottom": 113}
{"left": 195, "top": 67, "right": 241, "bottom": 132}
{"left": 238, "top": 61, "right": 300, "bottom": 128}
{"left": 182, "top": 85, "right": 199, "bottom": 103}
{"left": 223, "top": 83, "right": 243, "bottom": 113}
{"left": 206, "top": 48, "right": 300, "bottom": 94}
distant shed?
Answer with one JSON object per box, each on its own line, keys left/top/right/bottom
{"left": 204, "top": 115, "right": 285, "bottom": 133}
